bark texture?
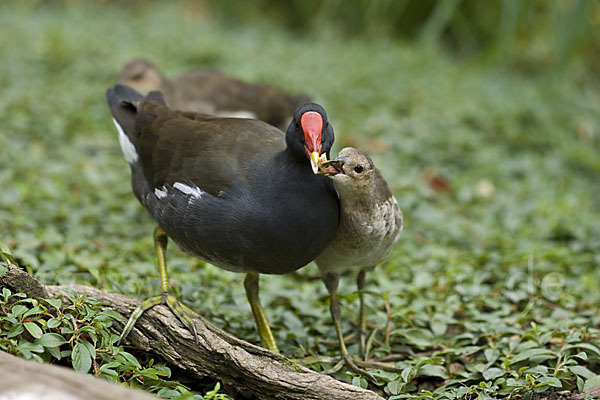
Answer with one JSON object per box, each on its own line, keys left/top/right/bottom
{"left": 0, "top": 264, "right": 384, "bottom": 400}
{"left": 0, "top": 351, "right": 156, "bottom": 400}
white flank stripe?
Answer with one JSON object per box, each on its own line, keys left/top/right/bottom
{"left": 112, "top": 118, "right": 139, "bottom": 163}
{"left": 173, "top": 182, "right": 203, "bottom": 198}
{"left": 154, "top": 187, "right": 167, "bottom": 199}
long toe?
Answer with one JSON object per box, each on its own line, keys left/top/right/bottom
{"left": 164, "top": 294, "right": 200, "bottom": 344}
{"left": 118, "top": 295, "right": 164, "bottom": 344}
{"left": 118, "top": 292, "right": 199, "bottom": 345}
{"left": 321, "top": 355, "right": 380, "bottom": 385}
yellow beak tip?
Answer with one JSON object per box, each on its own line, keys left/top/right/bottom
{"left": 310, "top": 151, "right": 320, "bottom": 174}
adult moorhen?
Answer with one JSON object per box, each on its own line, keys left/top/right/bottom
{"left": 106, "top": 84, "right": 339, "bottom": 352}
{"left": 317, "top": 147, "right": 402, "bottom": 376}
{"left": 119, "top": 59, "right": 311, "bottom": 130}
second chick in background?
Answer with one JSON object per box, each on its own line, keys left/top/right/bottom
{"left": 119, "top": 59, "right": 310, "bottom": 130}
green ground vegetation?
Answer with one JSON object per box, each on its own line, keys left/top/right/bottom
{"left": 0, "top": 1, "right": 599, "bottom": 399}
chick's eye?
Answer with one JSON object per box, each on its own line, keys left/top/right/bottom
{"left": 354, "top": 165, "right": 364, "bottom": 173}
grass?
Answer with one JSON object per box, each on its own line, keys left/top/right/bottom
{"left": 1, "top": 1, "right": 600, "bottom": 399}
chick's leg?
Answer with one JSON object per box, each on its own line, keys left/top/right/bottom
{"left": 357, "top": 268, "right": 369, "bottom": 360}
{"left": 321, "top": 272, "right": 377, "bottom": 383}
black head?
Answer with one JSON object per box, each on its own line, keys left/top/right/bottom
{"left": 285, "top": 103, "right": 335, "bottom": 174}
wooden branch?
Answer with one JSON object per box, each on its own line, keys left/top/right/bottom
{"left": 0, "top": 350, "right": 156, "bottom": 400}
{"left": 1, "top": 263, "right": 48, "bottom": 298}
{"left": 1, "top": 265, "right": 384, "bottom": 400}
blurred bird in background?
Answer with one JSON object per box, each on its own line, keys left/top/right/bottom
{"left": 119, "top": 59, "right": 311, "bottom": 130}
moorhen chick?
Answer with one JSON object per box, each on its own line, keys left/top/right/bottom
{"left": 119, "top": 59, "right": 311, "bottom": 130}
{"left": 106, "top": 84, "right": 339, "bottom": 351}
{"left": 316, "top": 147, "right": 402, "bottom": 375}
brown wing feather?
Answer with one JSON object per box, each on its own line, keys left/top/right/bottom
{"left": 135, "top": 102, "right": 286, "bottom": 197}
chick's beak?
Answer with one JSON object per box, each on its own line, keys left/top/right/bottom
{"left": 317, "top": 156, "right": 346, "bottom": 176}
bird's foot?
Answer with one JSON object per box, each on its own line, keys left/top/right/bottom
{"left": 118, "top": 292, "right": 199, "bottom": 345}
{"left": 302, "top": 354, "right": 403, "bottom": 384}
{"left": 321, "top": 354, "right": 381, "bottom": 385}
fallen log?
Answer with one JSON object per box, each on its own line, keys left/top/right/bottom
{"left": 0, "top": 350, "right": 156, "bottom": 400}
{"left": 0, "top": 264, "right": 383, "bottom": 400}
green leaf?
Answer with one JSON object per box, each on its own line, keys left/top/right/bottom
{"left": 44, "top": 299, "right": 62, "bottom": 309}
{"left": 100, "top": 309, "right": 124, "bottom": 323}
{"left": 46, "top": 318, "right": 61, "bottom": 329}
{"left": 537, "top": 376, "right": 562, "bottom": 388}
{"left": 109, "top": 334, "right": 120, "bottom": 346}
{"left": 430, "top": 313, "right": 452, "bottom": 336}
{"left": 506, "top": 377, "right": 523, "bottom": 387}
{"left": 577, "top": 376, "right": 585, "bottom": 392}
{"left": 72, "top": 342, "right": 92, "bottom": 373}
{"left": 351, "top": 376, "right": 368, "bottom": 389}
{"left": 24, "top": 322, "right": 43, "bottom": 339}
{"left": 0, "top": 241, "right": 13, "bottom": 256}
{"left": 524, "top": 365, "right": 548, "bottom": 375}
{"left": 116, "top": 351, "right": 142, "bottom": 370}
{"left": 401, "top": 366, "right": 413, "bottom": 382}
{"left": 18, "top": 340, "right": 44, "bottom": 356}
{"left": 99, "top": 364, "right": 118, "bottom": 377}
{"left": 156, "top": 389, "right": 180, "bottom": 398}
{"left": 370, "top": 370, "right": 398, "bottom": 382}
{"left": 37, "top": 333, "right": 67, "bottom": 348}
{"left": 509, "top": 348, "right": 554, "bottom": 364}
{"left": 584, "top": 375, "right": 600, "bottom": 392}
{"left": 47, "top": 345, "right": 61, "bottom": 360}
{"left": 10, "top": 305, "right": 28, "bottom": 317}
{"left": 60, "top": 350, "right": 72, "bottom": 358}
{"left": 484, "top": 348, "right": 500, "bottom": 364}
{"left": 23, "top": 306, "right": 45, "bottom": 318}
{"left": 564, "top": 343, "right": 600, "bottom": 358}
{"left": 387, "top": 380, "right": 404, "bottom": 395}
{"left": 101, "top": 361, "right": 121, "bottom": 369}
{"left": 138, "top": 367, "right": 170, "bottom": 379}
{"left": 81, "top": 340, "right": 96, "bottom": 360}
{"left": 397, "top": 328, "right": 434, "bottom": 347}
{"left": 570, "top": 365, "right": 596, "bottom": 380}
{"left": 6, "top": 324, "right": 25, "bottom": 338}
{"left": 482, "top": 367, "right": 505, "bottom": 381}
{"left": 418, "top": 364, "right": 448, "bottom": 379}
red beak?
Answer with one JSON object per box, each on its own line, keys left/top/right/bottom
{"left": 300, "top": 111, "right": 323, "bottom": 173}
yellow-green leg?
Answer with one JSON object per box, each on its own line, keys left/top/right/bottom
{"left": 118, "top": 226, "right": 199, "bottom": 345}
{"left": 244, "top": 273, "right": 279, "bottom": 352}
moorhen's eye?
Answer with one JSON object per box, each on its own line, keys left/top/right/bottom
{"left": 132, "top": 72, "right": 145, "bottom": 80}
{"left": 354, "top": 165, "right": 364, "bottom": 173}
